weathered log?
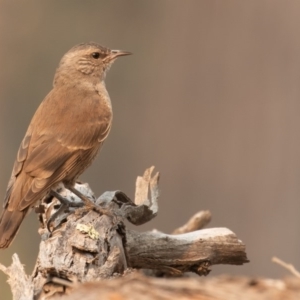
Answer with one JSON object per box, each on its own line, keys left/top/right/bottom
{"left": 0, "top": 167, "right": 249, "bottom": 299}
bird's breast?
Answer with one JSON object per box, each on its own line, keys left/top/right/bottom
{"left": 95, "top": 82, "right": 112, "bottom": 110}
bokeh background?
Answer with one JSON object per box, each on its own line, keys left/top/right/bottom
{"left": 1, "top": 0, "right": 300, "bottom": 298}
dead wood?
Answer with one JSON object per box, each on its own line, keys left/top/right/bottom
{"left": 0, "top": 167, "right": 249, "bottom": 299}
{"left": 2, "top": 257, "right": 300, "bottom": 300}
{"left": 126, "top": 228, "right": 247, "bottom": 275}
{"left": 50, "top": 272, "right": 300, "bottom": 300}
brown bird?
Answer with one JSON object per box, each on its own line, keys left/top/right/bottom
{"left": 0, "top": 42, "right": 131, "bottom": 248}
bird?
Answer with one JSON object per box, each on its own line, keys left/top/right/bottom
{"left": 0, "top": 42, "right": 131, "bottom": 248}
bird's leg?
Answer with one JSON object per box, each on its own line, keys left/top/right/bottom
{"left": 47, "top": 190, "right": 84, "bottom": 232}
{"left": 65, "top": 184, "right": 112, "bottom": 216}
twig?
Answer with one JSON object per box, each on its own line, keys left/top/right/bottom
{"left": 172, "top": 210, "right": 212, "bottom": 234}
{"left": 51, "top": 277, "right": 75, "bottom": 288}
{"left": 272, "top": 256, "right": 300, "bottom": 278}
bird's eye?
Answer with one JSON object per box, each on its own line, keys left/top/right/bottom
{"left": 92, "top": 52, "right": 100, "bottom": 59}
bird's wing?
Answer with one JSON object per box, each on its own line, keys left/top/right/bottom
{"left": 20, "top": 125, "right": 108, "bottom": 210}
{"left": 5, "top": 92, "right": 112, "bottom": 211}
{"left": 4, "top": 137, "right": 29, "bottom": 209}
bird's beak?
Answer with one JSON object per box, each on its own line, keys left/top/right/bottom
{"left": 106, "top": 50, "right": 132, "bottom": 62}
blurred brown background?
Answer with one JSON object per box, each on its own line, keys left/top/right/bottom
{"left": 1, "top": 0, "right": 300, "bottom": 298}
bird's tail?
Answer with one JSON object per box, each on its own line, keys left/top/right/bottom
{"left": 0, "top": 207, "right": 28, "bottom": 249}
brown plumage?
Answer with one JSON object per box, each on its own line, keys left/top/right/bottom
{"left": 0, "top": 42, "right": 131, "bottom": 248}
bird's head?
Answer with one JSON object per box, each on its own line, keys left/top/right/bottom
{"left": 54, "top": 42, "right": 131, "bottom": 85}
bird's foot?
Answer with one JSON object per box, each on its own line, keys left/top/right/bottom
{"left": 49, "top": 189, "right": 83, "bottom": 208}
{"left": 65, "top": 185, "right": 113, "bottom": 218}
{"left": 46, "top": 202, "right": 68, "bottom": 233}
{"left": 47, "top": 187, "right": 114, "bottom": 232}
